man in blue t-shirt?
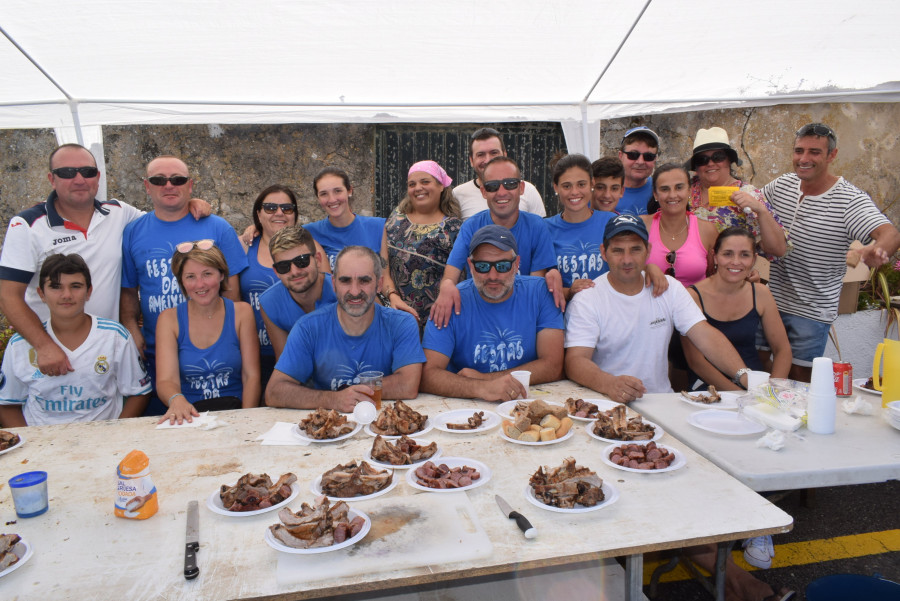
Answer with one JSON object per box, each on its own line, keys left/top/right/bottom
{"left": 617, "top": 126, "right": 660, "bottom": 216}
{"left": 260, "top": 225, "right": 337, "bottom": 359}
{"left": 421, "top": 225, "right": 564, "bottom": 401}
{"left": 119, "top": 155, "right": 247, "bottom": 411}
{"left": 430, "top": 156, "right": 564, "bottom": 328}
{"left": 267, "top": 246, "right": 424, "bottom": 412}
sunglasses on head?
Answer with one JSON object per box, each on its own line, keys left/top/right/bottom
{"left": 693, "top": 150, "right": 730, "bottom": 167}
{"left": 796, "top": 123, "right": 836, "bottom": 140}
{"left": 273, "top": 254, "right": 312, "bottom": 274}
{"left": 52, "top": 166, "right": 99, "bottom": 179}
{"left": 482, "top": 178, "right": 521, "bottom": 193}
{"left": 622, "top": 150, "right": 658, "bottom": 162}
{"left": 665, "top": 250, "right": 676, "bottom": 277}
{"left": 471, "top": 260, "right": 514, "bottom": 274}
{"left": 175, "top": 239, "right": 214, "bottom": 254}
{"left": 261, "top": 202, "right": 296, "bottom": 215}
{"left": 146, "top": 175, "right": 190, "bottom": 186}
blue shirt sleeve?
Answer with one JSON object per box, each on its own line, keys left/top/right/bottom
{"left": 446, "top": 218, "right": 476, "bottom": 271}
{"left": 274, "top": 317, "right": 316, "bottom": 384}
{"left": 528, "top": 217, "right": 558, "bottom": 273}
{"left": 216, "top": 221, "right": 249, "bottom": 277}
{"left": 121, "top": 221, "right": 139, "bottom": 288}
{"left": 388, "top": 310, "right": 426, "bottom": 371}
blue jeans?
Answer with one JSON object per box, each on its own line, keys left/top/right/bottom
{"left": 777, "top": 312, "right": 831, "bottom": 367}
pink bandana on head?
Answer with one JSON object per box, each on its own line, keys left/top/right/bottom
{"left": 408, "top": 160, "right": 453, "bottom": 188}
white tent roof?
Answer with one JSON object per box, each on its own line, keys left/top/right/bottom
{"left": 2, "top": 0, "right": 899, "bottom": 152}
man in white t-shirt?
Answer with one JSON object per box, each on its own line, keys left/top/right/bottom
{"left": 564, "top": 214, "right": 749, "bottom": 401}
{"left": 0, "top": 254, "right": 151, "bottom": 426}
{"left": 453, "top": 127, "right": 546, "bottom": 220}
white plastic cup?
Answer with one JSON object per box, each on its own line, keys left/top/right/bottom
{"left": 511, "top": 370, "right": 531, "bottom": 397}
{"left": 747, "top": 370, "right": 770, "bottom": 390}
{"left": 808, "top": 357, "right": 835, "bottom": 396}
{"left": 807, "top": 357, "right": 837, "bottom": 434}
{"left": 9, "top": 471, "right": 49, "bottom": 518}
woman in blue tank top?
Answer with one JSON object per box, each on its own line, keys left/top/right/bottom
{"left": 682, "top": 227, "right": 792, "bottom": 391}
{"left": 240, "top": 185, "right": 299, "bottom": 394}
{"left": 156, "top": 241, "right": 260, "bottom": 424}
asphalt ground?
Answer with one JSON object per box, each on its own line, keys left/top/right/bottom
{"left": 644, "top": 479, "right": 900, "bottom": 600}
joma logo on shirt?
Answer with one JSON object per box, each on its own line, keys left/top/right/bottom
{"left": 53, "top": 235, "right": 77, "bottom": 245}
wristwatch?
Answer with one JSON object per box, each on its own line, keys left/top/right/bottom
{"left": 732, "top": 367, "right": 752, "bottom": 387}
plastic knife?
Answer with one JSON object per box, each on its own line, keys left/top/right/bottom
{"left": 184, "top": 500, "right": 200, "bottom": 580}
{"left": 495, "top": 494, "right": 537, "bottom": 539}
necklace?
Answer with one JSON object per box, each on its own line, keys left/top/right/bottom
{"left": 191, "top": 298, "right": 221, "bottom": 319}
{"left": 659, "top": 216, "right": 688, "bottom": 241}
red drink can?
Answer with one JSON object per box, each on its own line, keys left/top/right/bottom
{"left": 833, "top": 362, "right": 853, "bottom": 396}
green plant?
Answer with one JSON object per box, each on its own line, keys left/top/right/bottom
{"left": 0, "top": 315, "right": 15, "bottom": 364}
{"left": 858, "top": 253, "right": 900, "bottom": 338}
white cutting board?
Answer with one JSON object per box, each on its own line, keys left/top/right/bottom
{"left": 275, "top": 491, "right": 493, "bottom": 585}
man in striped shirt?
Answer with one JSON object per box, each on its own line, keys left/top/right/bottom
{"left": 763, "top": 123, "right": 900, "bottom": 381}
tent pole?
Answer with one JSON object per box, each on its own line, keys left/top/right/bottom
{"left": 580, "top": 102, "right": 591, "bottom": 159}
{"left": 68, "top": 100, "right": 85, "bottom": 146}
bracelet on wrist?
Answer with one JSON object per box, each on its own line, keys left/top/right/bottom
{"left": 167, "top": 392, "right": 186, "bottom": 406}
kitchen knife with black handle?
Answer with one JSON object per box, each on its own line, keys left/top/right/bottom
{"left": 495, "top": 494, "right": 537, "bottom": 539}
{"left": 184, "top": 500, "right": 200, "bottom": 580}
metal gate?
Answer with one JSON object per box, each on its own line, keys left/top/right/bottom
{"left": 374, "top": 122, "right": 566, "bottom": 218}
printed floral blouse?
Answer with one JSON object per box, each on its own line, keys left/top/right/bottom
{"left": 689, "top": 177, "right": 791, "bottom": 260}
{"left": 386, "top": 208, "right": 462, "bottom": 327}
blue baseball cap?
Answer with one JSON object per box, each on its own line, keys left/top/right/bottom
{"left": 469, "top": 224, "right": 518, "bottom": 255}
{"left": 622, "top": 126, "right": 660, "bottom": 147}
{"left": 603, "top": 214, "right": 648, "bottom": 244}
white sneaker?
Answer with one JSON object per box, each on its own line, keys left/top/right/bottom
{"left": 743, "top": 535, "right": 775, "bottom": 569}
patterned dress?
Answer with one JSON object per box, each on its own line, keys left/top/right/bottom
{"left": 689, "top": 177, "right": 791, "bottom": 260}
{"left": 386, "top": 208, "right": 462, "bottom": 327}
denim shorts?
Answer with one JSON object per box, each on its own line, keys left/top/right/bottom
{"left": 763, "top": 311, "right": 831, "bottom": 366}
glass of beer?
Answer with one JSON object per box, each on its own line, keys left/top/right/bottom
{"left": 357, "top": 371, "right": 384, "bottom": 410}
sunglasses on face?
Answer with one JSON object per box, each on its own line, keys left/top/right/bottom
{"left": 146, "top": 175, "right": 190, "bottom": 186}
{"left": 273, "top": 253, "right": 312, "bottom": 274}
{"left": 471, "top": 260, "right": 514, "bottom": 274}
{"left": 175, "top": 239, "right": 214, "bottom": 254}
{"left": 482, "top": 178, "right": 521, "bottom": 193}
{"left": 693, "top": 151, "right": 729, "bottom": 167}
{"left": 52, "top": 166, "right": 99, "bottom": 179}
{"left": 622, "top": 150, "right": 658, "bottom": 162}
{"left": 665, "top": 250, "right": 676, "bottom": 277}
{"left": 261, "top": 203, "right": 296, "bottom": 215}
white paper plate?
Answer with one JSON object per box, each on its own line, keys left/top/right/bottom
{"left": 524, "top": 480, "right": 620, "bottom": 513}
{"left": 566, "top": 398, "right": 622, "bottom": 422}
{"left": 434, "top": 409, "right": 501, "bottom": 433}
{"left": 364, "top": 418, "right": 433, "bottom": 439}
{"left": 363, "top": 439, "right": 442, "bottom": 470}
{"left": 586, "top": 418, "right": 663, "bottom": 443}
{"left": 678, "top": 390, "right": 742, "bottom": 410}
{"left": 311, "top": 469, "right": 397, "bottom": 501}
{"left": 853, "top": 378, "right": 882, "bottom": 397}
{"left": 206, "top": 481, "right": 300, "bottom": 516}
{"left": 0, "top": 433, "right": 25, "bottom": 456}
{"left": 500, "top": 427, "right": 575, "bottom": 446}
{"left": 687, "top": 409, "right": 767, "bottom": 436}
{"left": 291, "top": 421, "right": 361, "bottom": 443}
{"left": 264, "top": 508, "right": 370, "bottom": 554}
{"left": 601, "top": 442, "right": 686, "bottom": 474}
{"left": 406, "top": 457, "right": 492, "bottom": 493}
{"left": 0, "top": 539, "right": 32, "bottom": 579}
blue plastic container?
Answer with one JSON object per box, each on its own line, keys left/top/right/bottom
{"left": 806, "top": 574, "right": 900, "bottom": 601}
{"left": 8, "top": 470, "right": 49, "bottom": 518}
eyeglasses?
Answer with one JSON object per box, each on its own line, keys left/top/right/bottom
{"left": 693, "top": 151, "right": 730, "bottom": 167}
{"left": 175, "top": 239, "right": 214, "bottom": 254}
{"left": 51, "top": 166, "right": 99, "bottom": 179}
{"left": 665, "top": 250, "right": 677, "bottom": 277}
{"left": 796, "top": 123, "right": 836, "bottom": 140}
{"left": 622, "top": 151, "right": 658, "bottom": 162}
{"left": 261, "top": 203, "right": 296, "bottom": 215}
{"left": 273, "top": 254, "right": 312, "bottom": 274}
{"left": 482, "top": 178, "right": 521, "bottom": 192}
{"left": 146, "top": 175, "right": 190, "bottom": 186}
{"left": 471, "top": 260, "right": 514, "bottom": 274}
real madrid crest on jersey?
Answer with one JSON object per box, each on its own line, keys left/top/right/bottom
{"left": 28, "top": 347, "right": 39, "bottom": 369}
{"left": 95, "top": 355, "right": 110, "bottom": 375}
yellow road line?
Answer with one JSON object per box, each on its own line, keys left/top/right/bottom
{"left": 644, "top": 529, "right": 900, "bottom": 584}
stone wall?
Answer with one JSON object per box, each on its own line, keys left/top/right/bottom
{"left": 1, "top": 102, "right": 898, "bottom": 247}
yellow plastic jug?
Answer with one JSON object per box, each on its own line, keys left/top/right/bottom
{"left": 872, "top": 338, "right": 900, "bottom": 407}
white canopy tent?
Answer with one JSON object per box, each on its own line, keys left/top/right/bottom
{"left": 2, "top": 0, "right": 899, "bottom": 159}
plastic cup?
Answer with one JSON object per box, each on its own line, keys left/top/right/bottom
{"left": 9, "top": 471, "right": 49, "bottom": 518}
{"left": 357, "top": 371, "right": 383, "bottom": 410}
{"left": 511, "top": 370, "right": 531, "bottom": 397}
{"left": 809, "top": 357, "right": 835, "bottom": 396}
{"left": 747, "top": 370, "right": 770, "bottom": 391}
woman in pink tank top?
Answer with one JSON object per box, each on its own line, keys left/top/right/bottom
{"left": 641, "top": 164, "right": 718, "bottom": 287}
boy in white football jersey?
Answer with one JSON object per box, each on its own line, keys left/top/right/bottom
{"left": 0, "top": 254, "right": 150, "bottom": 426}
